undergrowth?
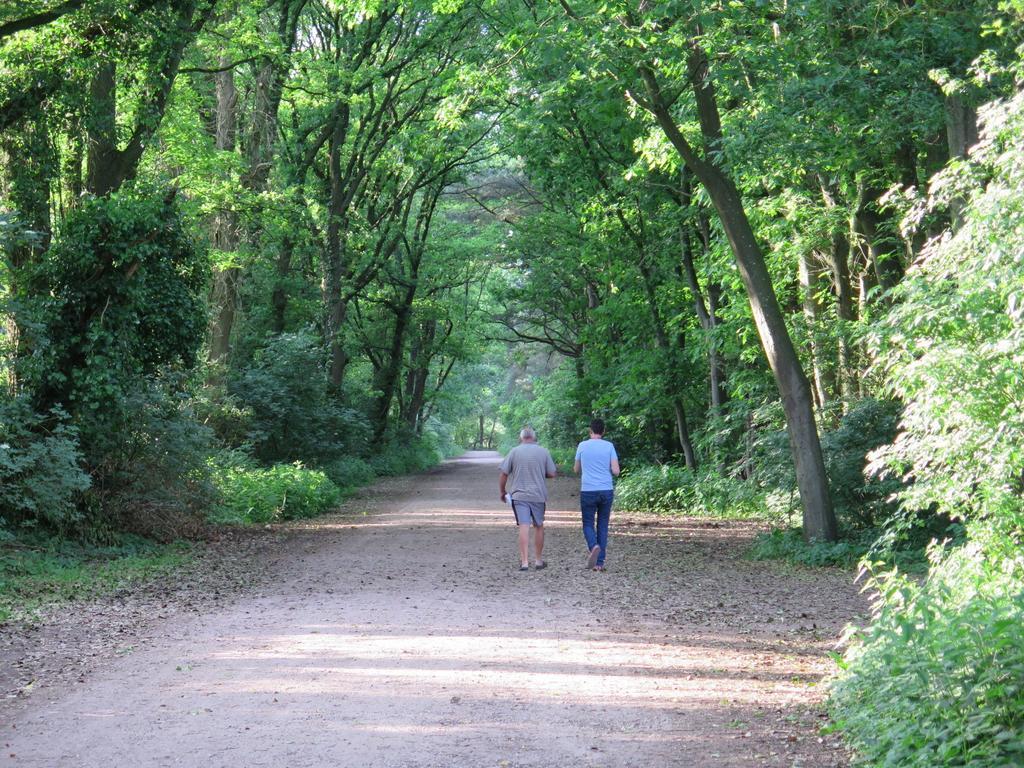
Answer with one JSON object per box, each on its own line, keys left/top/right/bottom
{"left": 0, "top": 534, "right": 191, "bottom": 623}
{"left": 746, "top": 527, "right": 933, "bottom": 571}
{"left": 614, "top": 464, "right": 791, "bottom": 521}
{"left": 208, "top": 462, "right": 342, "bottom": 524}
{"left": 830, "top": 533, "right": 1024, "bottom": 766}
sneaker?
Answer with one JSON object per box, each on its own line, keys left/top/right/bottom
{"left": 586, "top": 545, "right": 601, "bottom": 569}
{"left": 534, "top": 561, "right": 548, "bottom": 570}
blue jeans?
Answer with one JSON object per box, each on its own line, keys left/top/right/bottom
{"left": 580, "top": 489, "right": 613, "bottom": 566}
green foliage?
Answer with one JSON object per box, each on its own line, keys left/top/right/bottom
{"left": 0, "top": 535, "right": 191, "bottom": 623}
{"left": 320, "top": 456, "right": 377, "bottom": 490}
{"left": 496, "top": 361, "right": 586, "bottom": 455}
{"left": 209, "top": 462, "right": 342, "bottom": 525}
{"left": 614, "top": 398, "right": 904, "bottom": 530}
{"left": 749, "top": 528, "right": 874, "bottom": 569}
{"left": 232, "top": 331, "right": 370, "bottom": 464}
{"left": 830, "top": 87, "right": 1024, "bottom": 767}
{"left": 368, "top": 434, "right": 446, "bottom": 477}
{"left": 820, "top": 398, "right": 904, "bottom": 529}
{"left": 23, "top": 190, "right": 207, "bottom": 428}
{"left": 867, "top": 89, "right": 1024, "bottom": 531}
{"left": 615, "top": 465, "right": 773, "bottom": 520}
{"left": 0, "top": 398, "right": 90, "bottom": 530}
{"left": 84, "top": 377, "right": 216, "bottom": 541}
{"left": 831, "top": 542, "right": 1024, "bottom": 767}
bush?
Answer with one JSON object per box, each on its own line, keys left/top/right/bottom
{"left": 0, "top": 398, "right": 91, "bottom": 531}
{"left": 830, "top": 90, "right": 1024, "bottom": 767}
{"left": 820, "top": 398, "right": 903, "bottom": 529}
{"left": 369, "top": 434, "right": 444, "bottom": 476}
{"left": 191, "top": 381, "right": 253, "bottom": 449}
{"left": 749, "top": 527, "right": 872, "bottom": 568}
{"left": 210, "top": 462, "right": 342, "bottom": 524}
{"left": 320, "top": 456, "right": 377, "bottom": 491}
{"left": 21, "top": 190, "right": 207, "bottom": 435}
{"left": 831, "top": 537, "right": 1024, "bottom": 766}
{"left": 548, "top": 446, "right": 576, "bottom": 471}
{"left": 4, "top": 190, "right": 210, "bottom": 538}
{"left": 865, "top": 89, "right": 1024, "bottom": 532}
{"left": 615, "top": 464, "right": 773, "bottom": 520}
{"left": 84, "top": 376, "right": 216, "bottom": 541}
{"left": 232, "top": 331, "right": 370, "bottom": 463}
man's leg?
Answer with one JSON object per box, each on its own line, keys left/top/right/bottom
{"left": 580, "top": 492, "right": 598, "bottom": 551}
{"left": 595, "top": 490, "right": 613, "bottom": 567}
{"left": 518, "top": 524, "right": 530, "bottom": 568}
{"left": 581, "top": 491, "right": 601, "bottom": 567}
{"left": 533, "top": 524, "right": 545, "bottom": 565}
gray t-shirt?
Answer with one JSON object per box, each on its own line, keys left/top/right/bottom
{"left": 500, "top": 443, "right": 557, "bottom": 503}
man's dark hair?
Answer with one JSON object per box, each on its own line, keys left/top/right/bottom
{"left": 590, "top": 418, "right": 605, "bottom": 435}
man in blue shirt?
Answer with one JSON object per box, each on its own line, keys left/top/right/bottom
{"left": 574, "top": 418, "right": 620, "bottom": 571}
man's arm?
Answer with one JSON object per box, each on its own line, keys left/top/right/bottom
{"left": 573, "top": 459, "right": 581, "bottom": 475}
{"left": 499, "top": 471, "right": 509, "bottom": 501}
{"left": 610, "top": 458, "right": 620, "bottom": 477}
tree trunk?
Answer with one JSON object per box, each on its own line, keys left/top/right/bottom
{"left": 678, "top": 197, "right": 727, "bottom": 410}
{"left": 637, "top": 47, "right": 837, "bottom": 541}
{"left": 945, "top": 94, "right": 979, "bottom": 230}
{"left": 853, "top": 181, "right": 903, "bottom": 293}
{"left": 270, "top": 234, "right": 294, "bottom": 334}
{"left": 85, "top": 60, "right": 119, "bottom": 196}
{"left": 325, "top": 109, "right": 350, "bottom": 388}
{"left": 819, "top": 179, "right": 858, "bottom": 406}
{"left": 637, "top": 261, "right": 698, "bottom": 469}
{"left": 799, "top": 250, "right": 834, "bottom": 409}
{"left": 403, "top": 319, "right": 435, "bottom": 432}
{"left": 207, "top": 61, "right": 240, "bottom": 366}
{"left": 371, "top": 295, "right": 414, "bottom": 443}
{"left": 247, "top": 2, "right": 303, "bottom": 323}
{"left": 705, "top": 279, "right": 727, "bottom": 410}
{"left": 84, "top": 1, "right": 205, "bottom": 196}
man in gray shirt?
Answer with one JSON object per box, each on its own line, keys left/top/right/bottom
{"left": 499, "top": 427, "right": 557, "bottom": 571}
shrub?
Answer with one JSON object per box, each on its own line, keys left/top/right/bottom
{"left": 232, "top": 331, "right": 370, "bottom": 463}
{"left": 831, "top": 538, "right": 1024, "bottom": 766}
{"left": 21, "top": 190, "right": 206, "bottom": 437}
{"left": 865, "top": 88, "right": 1024, "bottom": 534}
{"left": 210, "top": 462, "right": 342, "bottom": 524}
{"left": 321, "top": 456, "right": 377, "bottom": 491}
{"left": 820, "top": 398, "right": 903, "bottom": 529}
{"left": 85, "top": 377, "right": 216, "bottom": 541}
{"left": 191, "top": 381, "right": 253, "bottom": 449}
{"left": 615, "top": 464, "right": 773, "bottom": 520}
{"left": 749, "top": 527, "right": 871, "bottom": 568}
{"left": 4, "top": 190, "right": 210, "bottom": 539}
{"left": 831, "top": 89, "right": 1024, "bottom": 767}
{"left": 0, "top": 398, "right": 91, "bottom": 530}
{"left": 369, "top": 435, "right": 444, "bottom": 476}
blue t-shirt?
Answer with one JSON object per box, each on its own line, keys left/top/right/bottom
{"left": 575, "top": 438, "right": 618, "bottom": 491}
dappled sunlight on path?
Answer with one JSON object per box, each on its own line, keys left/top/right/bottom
{"left": 4, "top": 451, "right": 864, "bottom": 767}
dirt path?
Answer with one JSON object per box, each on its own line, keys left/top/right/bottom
{"left": 2, "top": 452, "right": 867, "bottom": 767}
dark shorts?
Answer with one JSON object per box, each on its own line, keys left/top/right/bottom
{"left": 510, "top": 499, "right": 545, "bottom": 526}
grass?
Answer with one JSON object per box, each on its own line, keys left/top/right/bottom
{"left": 748, "top": 526, "right": 932, "bottom": 571}
{"left": 0, "top": 534, "right": 192, "bottom": 623}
